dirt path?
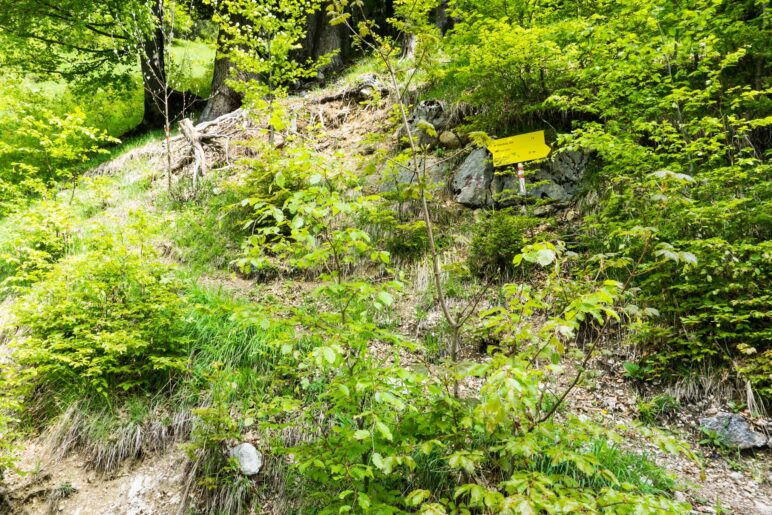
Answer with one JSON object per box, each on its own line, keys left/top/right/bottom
{"left": 6, "top": 441, "right": 185, "bottom": 515}
{"left": 569, "top": 358, "right": 772, "bottom": 514}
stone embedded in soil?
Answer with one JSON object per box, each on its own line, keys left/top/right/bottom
{"left": 450, "top": 148, "right": 590, "bottom": 208}
{"left": 699, "top": 413, "right": 770, "bottom": 450}
{"left": 439, "top": 131, "right": 462, "bottom": 149}
{"left": 229, "top": 443, "right": 263, "bottom": 476}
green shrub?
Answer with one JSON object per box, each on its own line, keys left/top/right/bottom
{"left": 0, "top": 83, "right": 117, "bottom": 213}
{"left": 0, "top": 201, "right": 78, "bottom": 296}
{"left": 738, "top": 350, "right": 772, "bottom": 402}
{"left": 10, "top": 244, "right": 188, "bottom": 403}
{"left": 468, "top": 210, "right": 542, "bottom": 277}
{"left": 170, "top": 185, "right": 245, "bottom": 270}
{"left": 384, "top": 220, "right": 429, "bottom": 260}
{"left": 441, "top": 0, "right": 772, "bottom": 402}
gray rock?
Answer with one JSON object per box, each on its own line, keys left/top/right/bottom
{"left": 699, "top": 413, "right": 770, "bottom": 450}
{"left": 450, "top": 149, "right": 591, "bottom": 208}
{"left": 754, "top": 500, "right": 772, "bottom": 514}
{"left": 439, "top": 131, "right": 462, "bottom": 149}
{"left": 525, "top": 151, "right": 589, "bottom": 201}
{"left": 548, "top": 151, "right": 588, "bottom": 189}
{"left": 229, "top": 443, "right": 263, "bottom": 476}
{"left": 353, "top": 74, "right": 388, "bottom": 100}
{"left": 411, "top": 100, "right": 448, "bottom": 132}
{"left": 451, "top": 148, "right": 494, "bottom": 207}
{"left": 401, "top": 100, "right": 449, "bottom": 147}
{"left": 533, "top": 204, "right": 559, "bottom": 216}
{"left": 415, "top": 120, "right": 438, "bottom": 147}
{"left": 528, "top": 177, "right": 570, "bottom": 201}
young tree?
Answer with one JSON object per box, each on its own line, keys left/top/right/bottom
{"left": 211, "top": 0, "right": 329, "bottom": 141}
{"left": 130, "top": 0, "right": 198, "bottom": 191}
{"left": 200, "top": 0, "right": 407, "bottom": 121}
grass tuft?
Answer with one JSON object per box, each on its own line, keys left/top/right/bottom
{"left": 44, "top": 396, "right": 192, "bottom": 474}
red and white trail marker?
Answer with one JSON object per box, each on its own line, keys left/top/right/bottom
{"left": 517, "top": 162, "right": 526, "bottom": 195}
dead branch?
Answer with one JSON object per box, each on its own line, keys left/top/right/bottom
{"left": 179, "top": 118, "right": 207, "bottom": 188}
{"left": 316, "top": 74, "right": 389, "bottom": 104}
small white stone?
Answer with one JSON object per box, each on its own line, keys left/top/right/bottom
{"left": 229, "top": 443, "right": 263, "bottom": 476}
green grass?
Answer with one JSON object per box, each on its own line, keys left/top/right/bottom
{"left": 1, "top": 38, "right": 214, "bottom": 140}
{"left": 75, "top": 129, "right": 166, "bottom": 177}
{"left": 336, "top": 55, "right": 381, "bottom": 85}
{"left": 184, "top": 284, "right": 281, "bottom": 373}
{"left": 169, "top": 40, "right": 216, "bottom": 98}
{"left": 166, "top": 180, "right": 246, "bottom": 271}
{"left": 531, "top": 439, "right": 677, "bottom": 496}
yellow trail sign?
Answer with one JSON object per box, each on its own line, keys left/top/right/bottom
{"left": 487, "top": 130, "right": 551, "bottom": 167}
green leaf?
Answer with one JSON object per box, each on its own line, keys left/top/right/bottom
{"left": 322, "top": 346, "right": 336, "bottom": 364}
{"left": 376, "top": 291, "right": 393, "bottom": 307}
{"left": 532, "top": 248, "right": 556, "bottom": 266}
{"left": 371, "top": 452, "right": 385, "bottom": 471}
{"left": 406, "top": 489, "right": 431, "bottom": 507}
{"left": 353, "top": 429, "right": 370, "bottom": 441}
{"left": 357, "top": 493, "right": 371, "bottom": 510}
{"left": 375, "top": 420, "right": 393, "bottom": 441}
{"left": 329, "top": 13, "right": 351, "bottom": 26}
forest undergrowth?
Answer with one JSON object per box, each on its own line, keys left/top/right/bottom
{"left": 0, "top": 0, "right": 769, "bottom": 513}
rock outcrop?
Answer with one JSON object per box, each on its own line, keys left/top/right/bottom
{"left": 450, "top": 148, "right": 589, "bottom": 207}
{"left": 451, "top": 148, "right": 494, "bottom": 207}
{"left": 400, "top": 100, "right": 451, "bottom": 147}
{"left": 699, "top": 413, "right": 770, "bottom": 450}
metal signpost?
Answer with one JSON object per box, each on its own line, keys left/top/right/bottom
{"left": 487, "top": 130, "right": 551, "bottom": 168}
{"left": 488, "top": 131, "right": 551, "bottom": 210}
{"left": 486, "top": 130, "right": 551, "bottom": 210}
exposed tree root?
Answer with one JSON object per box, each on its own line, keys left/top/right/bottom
{"left": 316, "top": 74, "right": 389, "bottom": 104}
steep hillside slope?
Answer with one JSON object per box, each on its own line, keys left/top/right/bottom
{"left": 1, "top": 75, "right": 770, "bottom": 514}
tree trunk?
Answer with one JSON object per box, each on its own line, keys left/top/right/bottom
{"left": 138, "top": 1, "right": 201, "bottom": 130}
{"left": 200, "top": 50, "right": 242, "bottom": 122}
{"left": 401, "top": 33, "right": 418, "bottom": 60}
{"left": 302, "top": 4, "right": 349, "bottom": 72}
{"left": 140, "top": 1, "right": 168, "bottom": 129}
{"left": 435, "top": 0, "right": 453, "bottom": 34}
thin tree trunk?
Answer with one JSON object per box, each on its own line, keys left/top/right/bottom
{"left": 435, "top": 0, "right": 453, "bottom": 34}
{"left": 137, "top": 1, "right": 201, "bottom": 131}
